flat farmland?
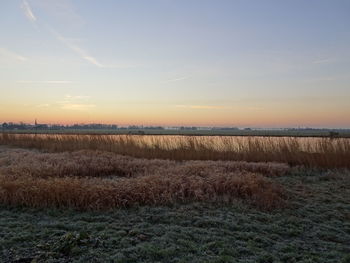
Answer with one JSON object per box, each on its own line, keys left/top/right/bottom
{"left": 0, "top": 134, "right": 349, "bottom": 262}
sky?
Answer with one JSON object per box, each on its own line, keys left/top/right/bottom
{"left": 0, "top": 0, "right": 349, "bottom": 128}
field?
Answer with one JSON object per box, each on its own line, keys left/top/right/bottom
{"left": 0, "top": 134, "right": 349, "bottom": 262}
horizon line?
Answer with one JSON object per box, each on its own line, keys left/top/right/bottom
{"left": 1, "top": 121, "right": 350, "bottom": 130}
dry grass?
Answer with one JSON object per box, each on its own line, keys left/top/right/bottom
{"left": 0, "top": 148, "right": 286, "bottom": 210}
{"left": 1, "top": 132, "right": 347, "bottom": 210}
{"left": 1, "top": 133, "right": 349, "bottom": 168}
{"left": 0, "top": 173, "right": 284, "bottom": 210}
{"left": 0, "top": 149, "right": 289, "bottom": 178}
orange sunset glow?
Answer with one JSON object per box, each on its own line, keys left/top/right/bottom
{"left": 1, "top": 1, "right": 349, "bottom": 128}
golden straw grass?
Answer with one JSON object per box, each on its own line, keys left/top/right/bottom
{"left": 0, "top": 148, "right": 287, "bottom": 210}
{"left": 1, "top": 133, "right": 349, "bottom": 168}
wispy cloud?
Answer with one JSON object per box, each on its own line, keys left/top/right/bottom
{"left": 53, "top": 34, "right": 138, "bottom": 68}
{"left": 33, "top": 0, "right": 84, "bottom": 28}
{"left": 19, "top": 1, "right": 138, "bottom": 69}
{"left": 36, "top": 104, "right": 50, "bottom": 108}
{"left": 61, "top": 103, "right": 95, "bottom": 111}
{"left": 56, "top": 34, "right": 104, "bottom": 67}
{"left": 18, "top": 0, "right": 104, "bottom": 68}
{"left": 175, "top": 105, "right": 231, "bottom": 110}
{"left": 49, "top": 29, "right": 105, "bottom": 67}
{"left": 53, "top": 36, "right": 139, "bottom": 68}
{"left": 64, "top": 95, "right": 90, "bottom": 99}
{"left": 162, "top": 76, "right": 189, "bottom": 83}
{"left": 307, "top": 77, "right": 334, "bottom": 82}
{"left": 312, "top": 58, "right": 334, "bottom": 64}
{"left": 0, "top": 47, "right": 27, "bottom": 62}
{"left": 20, "top": 0, "right": 37, "bottom": 22}
{"left": 17, "top": 80, "right": 73, "bottom": 84}
{"left": 81, "top": 56, "right": 104, "bottom": 68}
{"left": 58, "top": 95, "right": 95, "bottom": 111}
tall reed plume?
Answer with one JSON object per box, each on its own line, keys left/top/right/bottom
{"left": 1, "top": 133, "right": 349, "bottom": 168}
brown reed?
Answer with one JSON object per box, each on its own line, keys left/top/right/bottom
{"left": 0, "top": 172, "right": 284, "bottom": 210}
{"left": 0, "top": 149, "right": 289, "bottom": 178}
{"left": 0, "top": 147, "right": 287, "bottom": 210}
{"left": 0, "top": 133, "right": 349, "bottom": 168}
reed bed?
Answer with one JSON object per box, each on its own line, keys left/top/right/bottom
{"left": 0, "top": 147, "right": 286, "bottom": 210}
{"left": 1, "top": 133, "right": 349, "bottom": 168}
{"left": 0, "top": 173, "right": 283, "bottom": 210}
{"left": 0, "top": 149, "right": 289, "bottom": 178}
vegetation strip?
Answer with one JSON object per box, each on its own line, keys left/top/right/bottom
{"left": 0, "top": 148, "right": 286, "bottom": 210}
{"left": 1, "top": 133, "right": 349, "bottom": 168}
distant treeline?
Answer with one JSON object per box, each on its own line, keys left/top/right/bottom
{"left": 1, "top": 122, "right": 239, "bottom": 131}
{"left": 1, "top": 122, "right": 349, "bottom": 135}
{"left": 1, "top": 122, "right": 118, "bottom": 130}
